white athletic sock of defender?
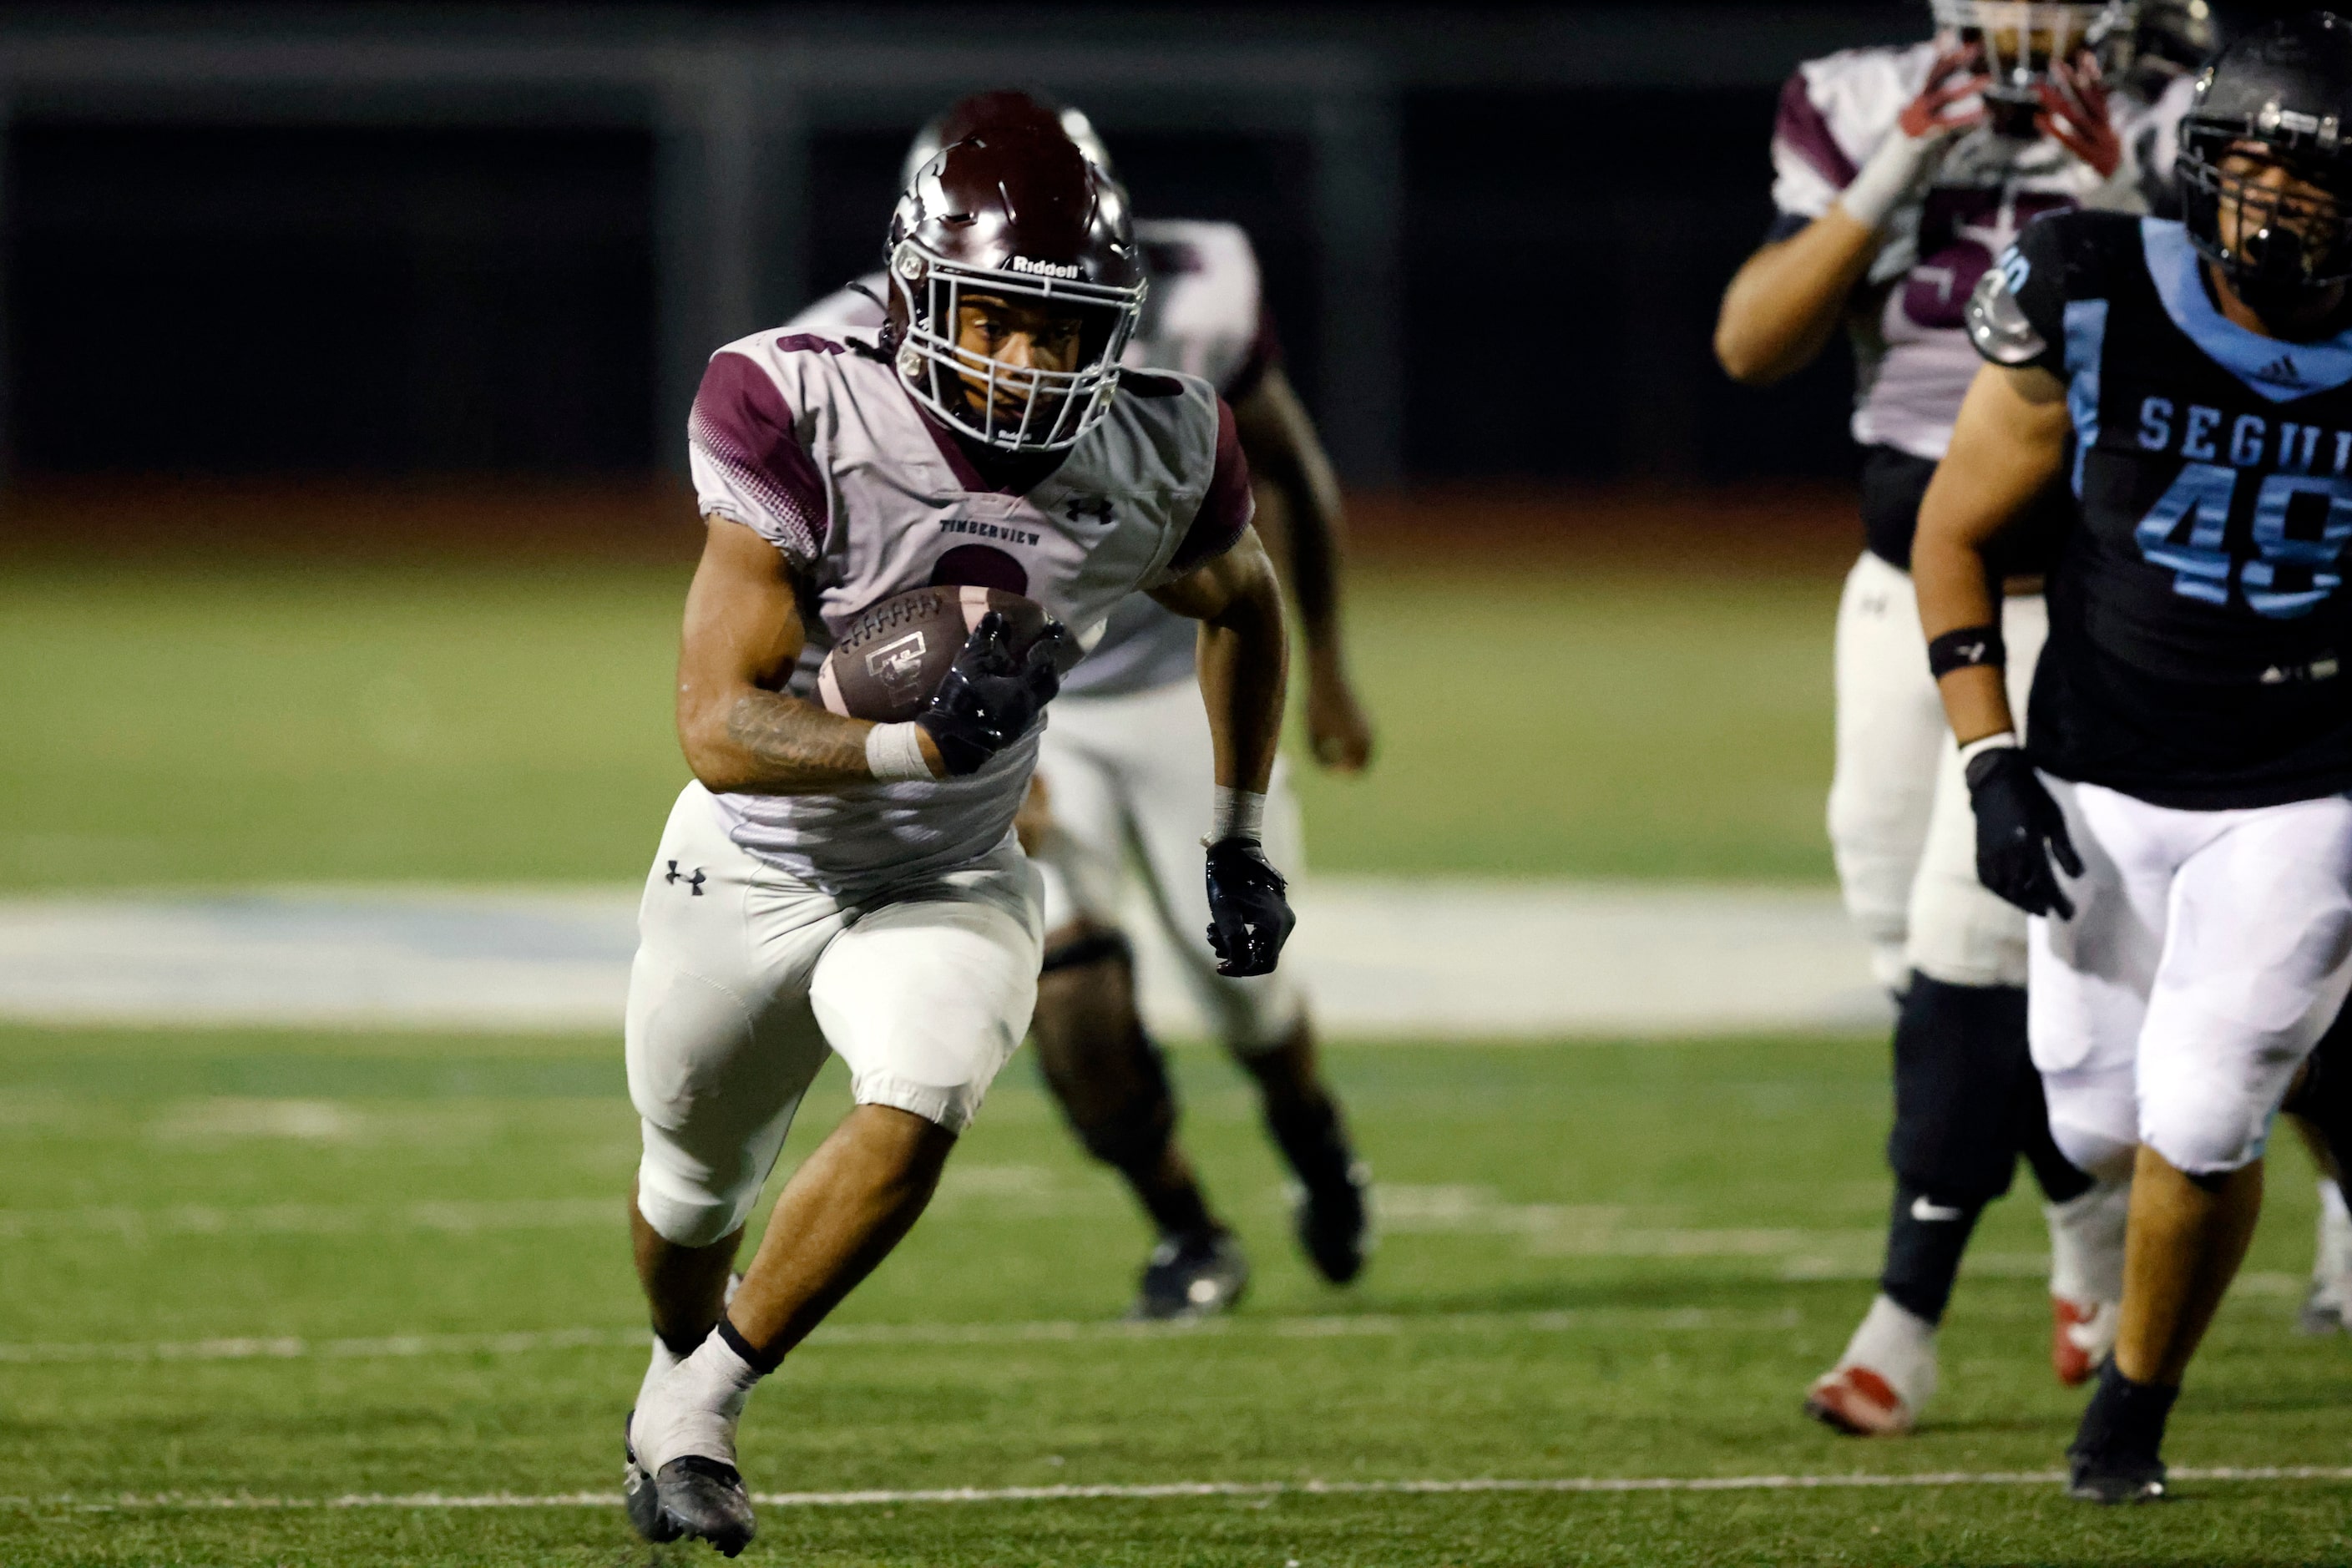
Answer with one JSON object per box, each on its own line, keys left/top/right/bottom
{"left": 2046, "top": 1177, "right": 2130, "bottom": 1307}
{"left": 1838, "top": 1293, "right": 1938, "bottom": 1411}
{"left": 2316, "top": 1180, "right": 2352, "bottom": 1292}
{"left": 634, "top": 1328, "right": 766, "bottom": 1471}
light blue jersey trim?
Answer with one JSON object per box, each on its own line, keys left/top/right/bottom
{"left": 2064, "top": 299, "right": 2108, "bottom": 497}
{"left": 2143, "top": 216, "right": 2352, "bottom": 404}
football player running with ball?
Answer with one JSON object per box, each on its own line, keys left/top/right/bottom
{"left": 620, "top": 124, "right": 1293, "bottom": 1554}
{"left": 1920, "top": 12, "right": 2352, "bottom": 1501}
{"left": 792, "top": 92, "right": 1374, "bottom": 1318}
{"left": 1717, "top": 0, "right": 2183, "bottom": 1435}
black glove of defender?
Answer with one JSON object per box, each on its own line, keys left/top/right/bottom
{"left": 1965, "top": 746, "right": 2084, "bottom": 918}
{"left": 1204, "top": 837, "right": 1296, "bottom": 977}
{"left": 916, "top": 613, "right": 1067, "bottom": 777}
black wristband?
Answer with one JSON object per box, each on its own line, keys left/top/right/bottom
{"left": 1927, "top": 625, "right": 2006, "bottom": 678}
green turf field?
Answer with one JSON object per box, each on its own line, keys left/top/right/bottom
{"left": 0, "top": 558, "right": 1838, "bottom": 889}
{"left": 1, "top": 1024, "right": 2345, "bottom": 1566}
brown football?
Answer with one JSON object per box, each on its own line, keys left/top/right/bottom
{"left": 817, "top": 585, "right": 1055, "bottom": 722}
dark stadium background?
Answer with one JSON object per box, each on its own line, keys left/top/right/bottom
{"left": 3, "top": 3, "right": 1883, "bottom": 488}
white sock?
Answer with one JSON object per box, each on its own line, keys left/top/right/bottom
{"left": 1838, "top": 1293, "right": 1938, "bottom": 1411}
{"left": 633, "top": 1328, "right": 766, "bottom": 1472}
{"left": 2046, "top": 1176, "right": 2131, "bottom": 1306}
{"left": 635, "top": 1333, "right": 685, "bottom": 1424}
{"left": 2317, "top": 1181, "right": 2352, "bottom": 1287}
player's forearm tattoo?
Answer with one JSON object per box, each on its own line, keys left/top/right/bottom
{"left": 722, "top": 690, "right": 871, "bottom": 788}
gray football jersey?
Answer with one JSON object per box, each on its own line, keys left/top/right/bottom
{"left": 786, "top": 217, "right": 1273, "bottom": 699}
{"left": 687, "top": 329, "right": 1251, "bottom": 894}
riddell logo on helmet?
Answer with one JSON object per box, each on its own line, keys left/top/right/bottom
{"left": 1009, "top": 256, "right": 1082, "bottom": 279}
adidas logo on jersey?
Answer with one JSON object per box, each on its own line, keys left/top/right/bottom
{"left": 2253, "top": 353, "right": 2308, "bottom": 390}
{"left": 1009, "top": 255, "right": 1082, "bottom": 279}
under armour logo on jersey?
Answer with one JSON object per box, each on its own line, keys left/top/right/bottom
{"left": 1065, "top": 496, "right": 1115, "bottom": 526}
{"left": 665, "top": 861, "right": 706, "bottom": 896}
{"left": 2253, "top": 352, "right": 2308, "bottom": 389}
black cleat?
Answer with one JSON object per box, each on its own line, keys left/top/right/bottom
{"left": 1268, "top": 1095, "right": 1371, "bottom": 1284}
{"left": 2067, "top": 1451, "right": 2167, "bottom": 1505}
{"left": 1130, "top": 1227, "right": 1250, "bottom": 1319}
{"left": 1295, "top": 1156, "right": 1372, "bottom": 1285}
{"left": 623, "top": 1414, "right": 682, "bottom": 1544}
{"left": 2066, "top": 1360, "right": 2176, "bottom": 1506}
{"left": 654, "top": 1454, "right": 757, "bottom": 1556}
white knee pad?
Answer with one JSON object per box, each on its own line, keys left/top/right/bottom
{"left": 2136, "top": 1031, "right": 2302, "bottom": 1176}
{"left": 635, "top": 1141, "right": 761, "bottom": 1248}
{"left": 2041, "top": 1067, "right": 2139, "bottom": 1184}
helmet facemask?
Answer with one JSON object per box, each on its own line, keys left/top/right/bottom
{"left": 1932, "top": 1, "right": 2134, "bottom": 120}
{"left": 886, "top": 237, "right": 1143, "bottom": 453}
{"left": 2181, "top": 139, "right": 2352, "bottom": 306}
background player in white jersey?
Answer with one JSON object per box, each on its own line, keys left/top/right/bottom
{"left": 1920, "top": 14, "right": 2352, "bottom": 1495}
{"left": 1715, "top": 1, "right": 2185, "bottom": 1435}
{"left": 620, "top": 124, "right": 1294, "bottom": 1555}
{"left": 792, "top": 91, "right": 1375, "bottom": 1318}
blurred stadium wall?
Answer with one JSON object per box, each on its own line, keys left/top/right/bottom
{"left": 0, "top": 3, "right": 1904, "bottom": 504}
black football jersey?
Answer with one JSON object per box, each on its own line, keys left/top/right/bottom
{"left": 1980, "top": 210, "right": 2352, "bottom": 809}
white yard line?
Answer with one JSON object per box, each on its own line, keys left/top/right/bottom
{"left": 0, "top": 880, "right": 1889, "bottom": 1038}
{"left": 0, "top": 1304, "right": 1802, "bottom": 1365}
{"left": 10, "top": 1467, "right": 2350, "bottom": 1511}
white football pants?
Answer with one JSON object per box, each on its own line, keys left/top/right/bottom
{"left": 1828, "top": 550, "right": 2046, "bottom": 992}
{"left": 2031, "top": 777, "right": 2352, "bottom": 1179}
{"left": 627, "top": 782, "right": 1043, "bottom": 1247}
{"left": 1032, "top": 676, "right": 1307, "bottom": 1052}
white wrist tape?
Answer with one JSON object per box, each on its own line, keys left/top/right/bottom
{"left": 1956, "top": 731, "right": 2021, "bottom": 770}
{"left": 865, "top": 721, "right": 935, "bottom": 782}
{"left": 1837, "top": 129, "right": 1938, "bottom": 230}
{"left": 1211, "top": 786, "right": 1267, "bottom": 843}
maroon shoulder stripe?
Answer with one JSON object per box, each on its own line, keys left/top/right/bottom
{"left": 1773, "top": 70, "right": 1857, "bottom": 191}
{"left": 689, "top": 351, "right": 827, "bottom": 562}
{"left": 1168, "top": 397, "right": 1253, "bottom": 577}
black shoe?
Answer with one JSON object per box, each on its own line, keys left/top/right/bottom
{"left": 622, "top": 1414, "right": 682, "bottom": 1545}
{"left": 1295, "top": 1155, "right": 1371, "bottom": 1285}
{"left": 2067, "top": 1450, "right": 2167, "bottom": 1505}
{"left": 655, "top": 1454, "right": 757, "bottom": 1556}
{"left": 1130, "top": 1227, "right": 1249, "bottom": 1319}
{"left": 2066, "top": 1360, "right": 2176, "bottom": 1506}
{"left": 1269, "top": 1097, "right": 1370, "bottom": 1284}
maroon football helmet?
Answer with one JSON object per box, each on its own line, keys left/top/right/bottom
{"left": 883, "top": 119, "right": 1145, "bottom": 452}
{"left": 898, "top": 90, "right": 1116, "bottom": 189}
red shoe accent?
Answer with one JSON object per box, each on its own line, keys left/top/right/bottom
{"left": 2051, "top": 1296, "right": 2109, "bottom": 1387}
{"left": 1803, "top": 1365, "right": 1913, "bottom": 1436}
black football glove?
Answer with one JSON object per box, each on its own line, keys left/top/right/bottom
{"left": 1204, "top": 837, "right": 1296, "bottom": 977}
{"left": 1965, "top": 746, "right": 2084, "bottom": 918}
{"left": 916, "top": 613, "right": 1068, "bottom": 777}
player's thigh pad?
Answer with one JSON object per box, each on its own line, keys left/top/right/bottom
{"left": 809, "top": 842, "right": 1044, "bottom": 1133}
{"left": 1905, "top": 594, "right": 2047, "bottom": 988}
{"left": 1828, "top": 552, "right": 1949, "bottom": 990}
{"left": 2026, "top": 778, "right": 2172, "bottom": 1180}
{"left": 1110, "top": 680, "right": 1307, "bottom": 1051}
{"left": 1032, "top": 709, "right": 1131, "bottom": 936}
{"left": 627, "top": 784, "right": 839, "bottom": 1247}
{"left": 2137, "top": 792, "right": 2352, "bottom": 1175}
